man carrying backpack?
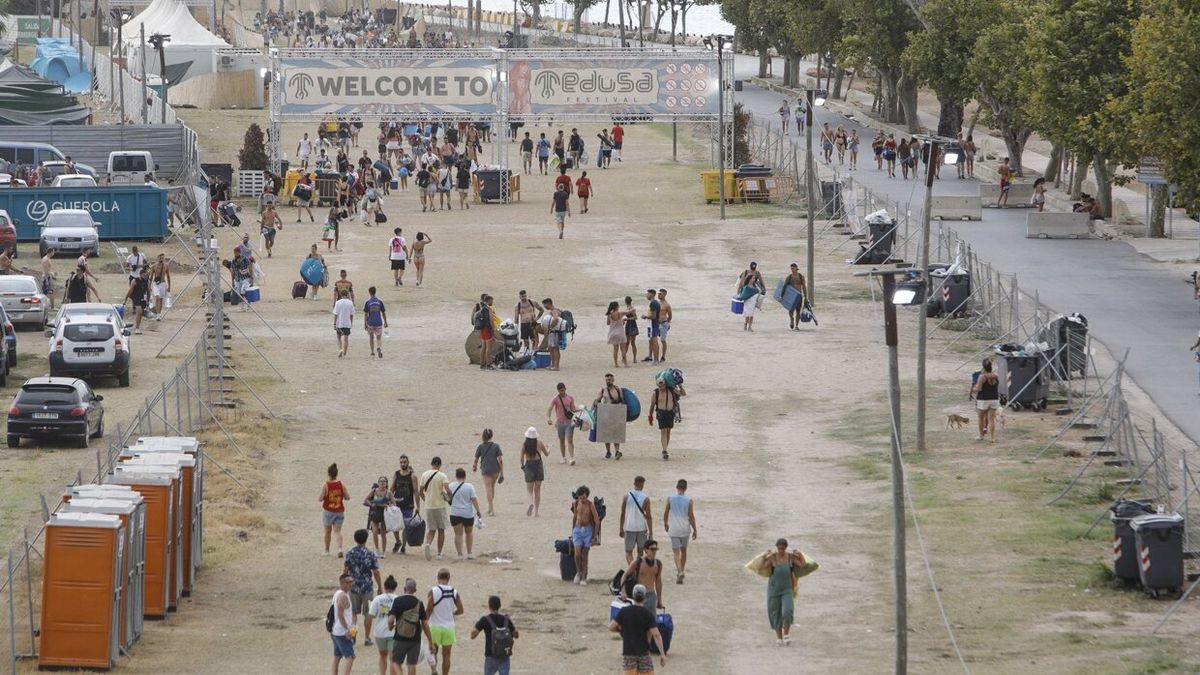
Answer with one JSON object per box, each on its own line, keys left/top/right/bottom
{"left": 388, "top": 577, "right": 433, "bottom": 675}
{"left": 619, "top": 538, "right": 665, "bottom": 614}
{"left": 470, "top": 595, "right": 519, "bottom": 675}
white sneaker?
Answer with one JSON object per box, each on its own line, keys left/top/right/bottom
{"left": 467, "top": 554, "right": 476, "bottom": 560}
{"left": 424, "top": 544, "right": 432, "bottom": 561}
{"left": 569, "top": 459, "right": 576, "bottom": 466}
{"left": 559, "top": 457, "right": 567, "bottom": 464}
{"left": 579, "top": 578, "right": 587, "bottom": 586}
{"left": 436, "top": 553, "right": 444, "bottom": 560}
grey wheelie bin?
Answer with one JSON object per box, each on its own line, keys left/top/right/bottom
{"left": 1110, "top": 499, "right": 1155, "bottom": 583}
{"left": 1130, "top": 512, "right": 1185, "bottom": 597}
{"left": 994, "top": 350, "right": 1049, "bottom": 410}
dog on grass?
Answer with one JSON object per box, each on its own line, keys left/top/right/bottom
{"left": 946, "top": 413, "right": 971, "bottom": 429}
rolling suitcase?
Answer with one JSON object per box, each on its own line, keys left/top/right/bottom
{"left": 292, "top": 281, "right": 307, "bottom": 299}
{"left": 649, "top": 612, "right": 673, "bottom": 654}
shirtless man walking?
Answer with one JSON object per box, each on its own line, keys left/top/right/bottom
{"left": 656, "top": 289, "right": 673, "bottom": 363}
{"left": 570, "top": 486, "right": 602, "bottom": 586}
{"left": 514, "top": 290, "right": 543, "bottom": 353}
{"left": 619, "top": 538, "right": 665, "bottom": 612}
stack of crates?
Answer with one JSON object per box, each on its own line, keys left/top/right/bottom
{"left": 40, "top": 436, "right": 204, "bottom": 670}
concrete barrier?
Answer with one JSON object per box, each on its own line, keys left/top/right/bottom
{"left": 930, "top": 195, "right": 982, "bottom": 221}
{"left": 980, "top": 183, "right": 1035, "bottom": 207}
{"left": 1025, "top": 212, "right": 1092, "bottom": 239}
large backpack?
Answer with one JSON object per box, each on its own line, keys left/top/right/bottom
{"left": 486, "top": 614, "right": 514, "bottom": 657}
{"left": 473, "top": 305, "right": 489, "bottom": 330}
{"left": 558, "top": 309, "right": 576, "bottom": 335}
{"left": 394, "top": 600, "right": 421, "bottom": 640}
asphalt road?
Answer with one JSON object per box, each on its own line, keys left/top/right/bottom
{"left": 732, "top": 56, "right": 1200, "bottom": 445}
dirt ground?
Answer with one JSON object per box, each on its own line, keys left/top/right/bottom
{"left": 11, "top": 117, "right": 1200, "bottom": 674}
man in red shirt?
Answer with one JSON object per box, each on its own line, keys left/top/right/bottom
{"left": 554, "top": 166, "right": 573, "bottom": 194}
{"left": 576, "top": 171, "right": 593, "bottom": 214}
{"left": 611, "top": 123, "right": 625, "bottom": 162}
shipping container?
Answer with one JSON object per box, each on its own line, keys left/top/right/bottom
{"left": 0, "top": 186, "right": 168, "bottom": 241}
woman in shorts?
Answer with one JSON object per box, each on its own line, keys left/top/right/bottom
{"left": 294, "top": 173, "right": 315, "bottom": 223}
{"left": 447, "top": 468, "right": 481, "bottom": 560}
{"left": 520, "top": 427, "right": 549, "bottom": 517}
{"left": 320, "top": 463, "right": 348, "bottom": 557}
{"left": 971, "top": 358, "right": 1001, "bottom": 442}
{"left": 363, "top": 477, "right": 393, "bottom": 557}
{"left": 622, "top": 296, "right": 639, "bottom": 365}
{"left": 649, "top": 378, "right": 686, "bottom": 461}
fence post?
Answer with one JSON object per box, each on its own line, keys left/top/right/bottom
{"left": 8, "top": 546, "right": 16, "bottom": 675}
{"left": 22, "top": 530, "right": 33, "bottom": 658}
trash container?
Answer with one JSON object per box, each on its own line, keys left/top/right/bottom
{"left": 701, "top": 170, "right": 738, "bottom": 204}
{"left": 555, "top": 538, "right": 577, "bottom": 581}
{"left": 994, "top": 349, "right": 1048, "bottom": 410}
{"left": 819, "top": 180, "right": 844, "bottom": 218}
{"left": 1110, "top": 499, "right": 1156, "bottom": 583}
{"left": 476, "top": 169, "right": 514, "bottom": 203}
{"left": 1131, "top": 512, "right": 1185, "bottom": 596}
{"left": 853, "top": 212, "right": 896, "bottom": 264}
{"left": 1040, "top": 313, "right": 1089, "bottom": 379}
{"left": 928, "top": 268, "right": 971, "bottom": 317}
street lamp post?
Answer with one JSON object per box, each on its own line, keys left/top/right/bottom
{"left": 705, "top": 34, "right": 733, "bottom": 220}
{"left": 915, "top": 135, "right": 960, "bottom": 452}
{"left": 804, "top": 89, "right": 826, "bottom": 305}
{"left": 856, "top": 265, "right": 912, "bottom": 675}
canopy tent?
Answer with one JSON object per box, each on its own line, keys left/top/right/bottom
{"left": 0, "top": 58, "right": 89, "bottom": 125}
{"left": 121, "top": 0, "right": 228, "bottom": 86}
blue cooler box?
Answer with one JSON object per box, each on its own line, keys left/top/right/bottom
{"left": 244, "top": 286, "right": 261, "bottom": 303}
{"left": 610, "top": 599, "right": 631, "bottom": 622}
{"left": 730, "top": 297, "right": 744, "bottom": 315}
{"left": 533, "top": 352, "right": 551, "bottom": 368}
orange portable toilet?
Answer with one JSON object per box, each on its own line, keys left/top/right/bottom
{"left": 107, "top": 468, "right": 178, "bottom": 618}
{"left": 61, "top": 498, "right": 139, "bottom": 654}
{"left": 132, "top": 437, "right": 203, "bottom": 572}
{"left": 121, "top": 453, "right": 197, "bottom": 596}
{"left": 67, "top": 486, "right": 147, "bottom": 645}
{"left": 40, "top": 512, "right": 125, "bottom": 670}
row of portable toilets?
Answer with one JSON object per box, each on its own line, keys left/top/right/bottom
{"left": 38, "top": 436, "right": 204, "bottom": 670}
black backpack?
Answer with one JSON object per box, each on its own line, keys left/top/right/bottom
{"left": 487, "top": 614, "right": 514, "bottom": 657}
{"left": 473, "top": 305, "right": 489, "bottom": 330}
{"left": 325, "top": 603, "right": 335, "bottom": 633}
{"left": 559, "top": 309, "right": 576, "bottom": 335}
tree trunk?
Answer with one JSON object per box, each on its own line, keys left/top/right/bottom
{"left": 617, "top": 0, "right": 625, "bottom": 46}
{"left": 843, "top": 68, "right": 855, "bottom": 100}
{"left": 781, "top": 57, "right": 792, "bottom": 86}
{"left": 1149, "top": 183, "right": 1167, "bottom": 237}
{"left": 653, "top": 3, "right": 666, "bottom": 36}
{"left": 873, "top": 73, "right": 883, "bottom": 113}
{"left": 1070, "top": 157, "right": 1090, "bottom": 199}
{"left": 999, "top": 125, "right": 1031, "bottom": 175}
{"left": 573, "top": 4, "right": 584, "bottom": 33}
{"left": 604, "top": 0, "right": 611, "bottom": 25}
{"left": 897, "top": 73, "right": 919, "bottom": 132}
{"left": 883, "top": 72, "right": 900, "bottom": 123}
{"left": 824, "top": 56, "right": 833, "bottom": 92}
{"left": 815, "top": 53, "right": 822, "bottom": 88}
{"left": 935, "top": 97, "right": 963, "bottom": 138}
{"left": 532, "top": 1, "right": 542, "bottom": 27}
{"left": 832, "top": 67, "right": 845, "bottom": 99}
{"left": 669, "top": 5, "right": 677, "bottom": 47}
{"left": 1043, "top": 143, "right": 1062, "bottom": 183}
{"left": 1092, "top": 152, "right": 1114, "bottom": 219}
{"left": 681, "top": 2, "right": 688, "bottom": 37}
{"left": 757, "top": 52, "right": 769, "bottom": 79}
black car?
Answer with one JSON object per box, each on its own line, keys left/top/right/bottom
{"left": 7, "top": 376, "right": 104, "bottom": 448}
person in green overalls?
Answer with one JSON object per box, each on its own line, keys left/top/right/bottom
{"left": 757, "top": 538, "right": 807, "bottom": 646}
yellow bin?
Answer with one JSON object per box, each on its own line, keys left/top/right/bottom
{"left": 283, "top": 170, "right": 301, "bottom": 202}
{"left": 701, "top": 170, "right": 739, "bottom": 204}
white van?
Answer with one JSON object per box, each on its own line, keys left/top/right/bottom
{"left": 107, "top": 151, "right": 158, "bottom": 185}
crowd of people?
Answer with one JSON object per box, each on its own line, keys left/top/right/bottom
{"left": 255, "top": 8, "right": 478, "bottom": 49}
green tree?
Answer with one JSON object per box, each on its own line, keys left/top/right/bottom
{"left": 839, "top": 0, "right": 923, "bottom": 130}
{"left": 238, "top": 123, "right": 269, "bottom": 171}
{"left": 1023, "top": 0, "right": 1137, "bottom": 216}
{"left": 569, "top": 0, "right": 603, "bottom": 34}
{"left": 903, "top": 0, "right": 999, "bottom": 137}
{"left": 1102, "top": 0, "right": 1200, "bottom": 232}
{"left": 966, "top": 14, "right": 1034, "bottom": 172}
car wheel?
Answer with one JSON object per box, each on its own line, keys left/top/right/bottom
{"left": 38, "top": 244, "right": 47, "bottom": 258}
{"left": 91, "top": 247, "right": 101, "bottom": 258}
{"left": 6, "top": 435, "right": 17, "bottom": 448}
{"left": 9, "top": 246, "right": 16, "bottom": 259}
{"left": 6, "top": 350, "right": 13, "bottom": 368}
{"left": 93, "top": 416, "right": 104, "bottom": 439}
{"left": 76, "top": 430, "right": 89, "bottom": 449}
{"left": 118, "top": 370, "right": 130, "bottom": 387}
{"left": 0, "top": 372, "right": 5, "bottom": 387}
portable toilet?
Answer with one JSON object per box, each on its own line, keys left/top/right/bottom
{"left": 107, "top": 468, "right": 178, "bottom": 618}
{"left": 67, "top": 486, "right": 147, "bottom": 643}
{"left": 60, "top": 498, "right": 140, "bottom": 653}
{"left": 39, "top": 512, "right": 125, "bottom": 670}
{"left": 121, "top": 453, "right": 198, "bottom": 595}
{"left": 114, "top": 463, "right": 184, "bottom": 611}
{"left": 136, "top": 436, "right": 200, "bottom": 453}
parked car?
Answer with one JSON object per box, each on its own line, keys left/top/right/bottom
{"left": 0, "top": 275, "right": 47, "bottom": 328}
{"left": 48, "top": 303, "right": 125, "bottom": 334}
{"left": 6, "top": 376, "right": 104, "bottom": 448}
{"left": 0, "top": 174, "right": 27, "bottom": 188}
{"left": 47, "top": 312, "right": 130, "bottom": 387}
{"left": 0, "top": 142, "right": 95, "bottom": 178}
{"left": 50, "top": 174, "right": 97, "bottom": 188}
{"left": 37, "top": 160, "right": 97, "bottom": 181}
{"left": 38, "top": 209, "right": 100, "bottom": 258}
{"left": 0, "top": 208, "right": 16, "bottom": 257}
{"left": 0, "top": 304, "right": 19, "bottom": 367}
{"left": 107, "top": 151, "right": 157, "bottom": 185}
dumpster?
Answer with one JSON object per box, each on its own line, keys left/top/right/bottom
{"left": 819, "top": 180, "right": 844, "bottom": 218}
{"left": 852, "top": 211, "right": 896, "bottom": 264}
{"left": 926, "top": 267, "right": 971, "bottom": 317}
{"left": 1131, "top": 512, "right": 1185, "bottom": 597}
{"left": 994, "top": 349, "right": 1048, "bottom": 410}
{"left": 701, "top": 170, "right": 738, "bottom": 204}
{"left": 1110, "top": 499, "right": 1156, "bottom": 583}
{"left": 39, "top": 512, "right": 125, "bottom": 670}
{"left": 1039, "top": 313, "right": 1088, "bottom": 379}
{"left": 476, "top": 168, "right": 514, "bottom": 203}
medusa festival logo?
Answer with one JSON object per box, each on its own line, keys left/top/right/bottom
{"left": 289, "top": 72, "right": 315, "bottom": 100}
{"left": 532, "top": 68, "right": 656, "bottom": 106}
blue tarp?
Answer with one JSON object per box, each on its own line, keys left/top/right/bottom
{"left": 0, "top": 186, "right": 167, "bottom": 241}
{"left": 31, "top": 38, "right": 92, "bottom": 94}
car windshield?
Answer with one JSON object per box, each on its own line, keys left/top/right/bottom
{"left": 43, "top": 213, "right": 93, "bottom": 228}
{"left": 112, "top": 156, "right": 147, "bottom": 172}
{"left": 63, "top": 324, "right": 113, "bottom": 342}
{"left": 58, "top": 178, "right": 93, "bottom": 187}
{"left": 0, "top": 278, "right": 36, "bottom": 294}
{"left": 0, "top": 215, "right": 10, "bottom": 227}
{"left": 17, "top": 387, "right": 79, "bottom": 405}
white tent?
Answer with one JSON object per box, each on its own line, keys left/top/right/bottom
{"left": 121, "top": 0, "right": 227, "bottom": 86}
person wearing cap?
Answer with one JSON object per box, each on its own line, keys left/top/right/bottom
{"left": 619, "top": 538, "right": 664, "bottom": 612}
{"left": 609, "top": 583, "right": 666, "bottom": 674}
{"left": 420, "top": 457, "right": 451, "bottom": 561}
{"left": 519, "top": 427, "right": 549, "bottom": 517}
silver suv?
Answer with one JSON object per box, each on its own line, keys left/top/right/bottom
{"left": 47, "top": 313, "right": 131, "bottom": 387}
